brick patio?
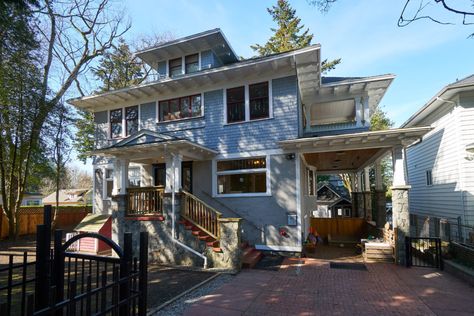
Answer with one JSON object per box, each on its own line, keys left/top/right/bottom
{"left": 183, "top": 258, "right": 474, "bottom": 315}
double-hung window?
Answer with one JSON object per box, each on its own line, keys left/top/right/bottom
{"left": 226, "top": 81, "right": 271, "bottom": 124}
{"left": 169, "top": 57, "right": 182, "bottom": 77}
{"left": 128, "top": 167, "right": 141, "bottom": 188}
{"left": 110, "top": 109, "right": 123, "bottom": 139}
{"left": 216, "top": 157, "right": 268, "bottom": 196}
{"left": 159, "top": 94, "right": 202, "bottom": 122}
{"left": 185, "top": 54, "right": 199, "bottom": 74}
{"left": 105, "top": 169, "right": 114, "bottom": 199}
{"left": 125, "top": 106, "right": 138, "bottom": 136}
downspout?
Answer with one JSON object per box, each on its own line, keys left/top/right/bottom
{"left": 165, "top": 144, "right": 208, "bottom": 269}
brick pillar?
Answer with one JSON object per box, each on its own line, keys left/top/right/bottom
{"left": 392, "top": 185, "right": 410, "bottom": 265}
{"left": 111, "top": 194, "right": 127, "bottom": 246}
{"left": 374, "top": 190, "right": 386, "bottom": 228}
{"left": 213, "top": 218, "right": 242, "bottom": 270}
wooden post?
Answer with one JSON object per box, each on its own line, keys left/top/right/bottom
{"left": 138, "top": 232, "right": 148, "bottom": 316}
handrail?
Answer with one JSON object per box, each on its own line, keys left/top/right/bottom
{"left": 181, "top": 190, "right": 222, "bottom": 240}
{"left": 127, "top": 186, "right": 164, "bottom": 216}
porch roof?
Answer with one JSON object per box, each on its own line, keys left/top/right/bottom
{"left": 90, "top": 130, "right": 217, "bottom": 162}
{"left": 280, "top": 127, "right": 432, "bottom": 173}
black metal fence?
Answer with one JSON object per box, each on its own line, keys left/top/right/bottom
{"left": 405, "top": 236, "right": 443, "bottom": 269}
{"left": 0, "top": 205, "right": 148, "bottom": 316}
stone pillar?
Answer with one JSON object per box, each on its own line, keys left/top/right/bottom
{"left": 212, "top": 218, "right": 242, "bottom": 270}
{"left": 363, "top": 167, "right": 372, "bottom": 221}
{"left": 374, "top": 161, "right": 386, "bottom": 227}
{"left": 111, "top": 194, "right": 127, "bottom": 246}
{"left": 391, "top": 145, "right": 410, "bottom": 265}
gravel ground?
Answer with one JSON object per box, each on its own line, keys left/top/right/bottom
{"left": 152, "top": 273, "right": 235, "bottom": 316}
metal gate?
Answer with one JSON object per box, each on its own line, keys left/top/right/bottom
{"left": 405, "top": 236, "right": 443, "bottom": 269}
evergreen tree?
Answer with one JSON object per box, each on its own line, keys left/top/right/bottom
{"left": 251, "top": 0, "right": 341, "bottom": 73}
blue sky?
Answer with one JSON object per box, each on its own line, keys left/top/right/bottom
{"left": 123, "top": 0, "right": 474, "bottom": 126}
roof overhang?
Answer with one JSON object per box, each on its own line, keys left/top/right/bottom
{"left": 68, "top": 46, "right": 321, "bottom": 111}
{"left": 135, "top": 29, "right": 239, "bottom": 67}
{"left": 281, "top": 127, "right": 432, "bottom": 173}
{"left": 402, "top": 79, "right": 474, "bottom": 127}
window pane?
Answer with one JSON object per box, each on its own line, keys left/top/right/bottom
{"left": 180, "top": 97, "right": 190, "bottom": 118}
{"left": 227, "top": 87, "right": 244, "bottom": 103}
{"left": 217, "top": 158, "right": 266, "bottom": 171}
{"left": 169, "top": 58, "right": 182, "bottom": 77}
{"left": 125, "top": 106, "right": 138, "bottom": 136}
{"left": 159, "top": 101, "right": 169, "bottom": 121}
{"left": 106, "top": 180, "right": 113, "bottom": 198}
{"left": 249, "top": 82, "right": 269, "bottom": 120}
{"left": 169, "top": 99, "right": 180, "bottom": 120}
{"left": 218, "top": 173, "right": 266, "bottom": 194}
{"left": 106, "top": 169, "right": 113, "bottom": 179}
{"left": 191, "top": 95, "right": 201, "bottom": 117}
{"left": 110, "top": 109, "right": 122, "bottom": 138}
{"left": 128, "top": 167, "right": 141, "bottom": 187}
{"left": 185, "top": 54, "right": 199, "bottom": 74}
{"left": 227, "top": 87, "right": 245, "bottom": 123}
{"left": 154, "top": 164, "right": 166, "bottom": 187}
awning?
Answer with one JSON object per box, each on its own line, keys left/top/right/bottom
{"left": 74, "top": 214, "right": 110, "bottom": 233}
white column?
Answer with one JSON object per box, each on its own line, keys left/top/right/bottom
{"left": 355, "top": 96, "right": 362, "bottom": 127}
{"left": 392, "top": 145, "right": 407, "bottom": 187}
{"left": 165, "top": 153, "right": 182, "bottom": 193}
{"left": 112, "top": 158, "right": 129, "bottom": 195}
{"left": 364, "top": 167, "right": 371, "bottom": 191}
{"left": 375, "top": 160, "right": 383, "bottom": 191}
{"left": 363, "top": 96, "right": 370, "bottom": 126}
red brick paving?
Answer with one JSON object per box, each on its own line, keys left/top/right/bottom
{"left": 183, "top": 258, "right": 474, "bottom": 316}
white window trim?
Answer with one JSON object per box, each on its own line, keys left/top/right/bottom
{"left": 223, "top": 80, "right": 273, "bottom": 125}
{"left": 212, "top": 155, "right": 271, "bottom": 198}
{"left": 156, "top": 92, "right": 205, "bottom": 123}
{"left": 102, "top": 166, "right": 114, "bottom": 201}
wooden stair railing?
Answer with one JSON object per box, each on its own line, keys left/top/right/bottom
{"left": 127, "top": 186, "right": 164, "bottom": 216}
{"left": 181, "top": 190, "right": 222, "bottom": 240}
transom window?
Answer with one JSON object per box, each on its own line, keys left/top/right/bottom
{"left": 159, "top": 94, "right": 202, "bottom": 122}
{"left": 185, "top": 54, "right": 199, "bottom": 74}
{"left": 216, "top": 157, "right": 268, "bottom": 195}
{"left": 125, "top": 106, "right": 138, "bottom": 136}
{"left": 110, "top": 109, "right": 123, "bottom": 139}
{"left": 226, "top": 81, "right": 271, "bottom": 124}
{"left": 169, "top": 57, "right": 182, "bottom": 77}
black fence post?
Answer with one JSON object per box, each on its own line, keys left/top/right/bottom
{"left": 54, "top": 229, "right": 65, "bottom": 316}
{"left": 35, "top": 224, "right": 50, "bottom": 311}
{"left": 120, "top": 232, "right": 132, "bottom": 316}
{"left": 405, "top": 236, "right": 411, "bottom": 268}
{"left": 436, "top": 238, "right": 443, "bottom": 270}
{"left": 138, "top": 232, "right": 148, "bottom": 316}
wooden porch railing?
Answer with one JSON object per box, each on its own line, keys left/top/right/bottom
{"left": 127, "top": 186, "right": 164, "bottom": 216}
{"left": 181, "top": 190, "right": 222, "bottom": 240}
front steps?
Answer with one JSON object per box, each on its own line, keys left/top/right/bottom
{"left": 364, "top": 242, "right": 394, "bottom": 263}
{"left": 179, "top": 218, "right": 222, "bottom": 253}
{"left": 241, "top": 241, "right": 263, "bottom": 269}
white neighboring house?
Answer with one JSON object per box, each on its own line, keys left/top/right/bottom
{"left": 43, "top": 189, "right": 92, "bottom": 206}
{"left": 0, "top": 192, "right": 43, "bottom": 207}
{"left": 402, "top": 75, "right": 474, "bottom": 241}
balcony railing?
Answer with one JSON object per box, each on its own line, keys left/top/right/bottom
{"left": 181, "top": 190, "right": 222, "bottom": 240}
{"left": 127, "top": 186, "right": 164, "bottom": 216}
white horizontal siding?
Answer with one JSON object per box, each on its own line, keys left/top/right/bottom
{"left": 406, "top": 103, "right": 464, "bottom": 221}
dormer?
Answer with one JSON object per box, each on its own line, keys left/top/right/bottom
{"left": 135, "top": 28, "right": 239, "bottom": 78}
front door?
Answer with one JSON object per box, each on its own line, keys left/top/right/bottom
{"left": 182, "top": 161, "right": 193, "bottom": 193}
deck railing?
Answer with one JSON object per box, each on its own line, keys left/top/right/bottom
{"left": 127, "top": 186, "right": 164, "bottom": 216}
{"left": 181, "top": 190, "right": 222, "bottom": 240}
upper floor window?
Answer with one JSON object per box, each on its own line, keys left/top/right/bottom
{"left": 125, "top": 106, "right": 138, "bottom": 136}
{"left": 185, "top": 54, "right": 199, "bottom": 74}
{"left": 249, "top": 82, "right": 269, "bottom": 120}
{"left": 426, "top": 170, "right": 433, "bottom": 186}
{"left": 159, "top": 94, "right": 202, "bottom": 122}
{"left": 226, "top": 81, "right": 271, "bottom": 124}
{"left": 216, "top": 157, "right": 268, "bottom": 196}
{"left": 226, "top": 86, "right": 245, "bottom": 123}
{"left": 110, "top": 109, "right": 123, "bottom": 139}
{"left": 169, "top": 57, "right": 182, "bottom": 77}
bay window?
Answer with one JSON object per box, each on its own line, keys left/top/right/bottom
{"left": 110, "top": 109, "right": 123, "bottom": 139}
{"left": 226, "top": 81, "right": 271, "bottom": 124}
{"left": 216, "top": 157, "right": 268, "bottom": 195}
{"left": 159, "top": 94, "right": 202, "bottom": 122}
{"left": 125, "top": 106, "right": 138, "bottom": 136}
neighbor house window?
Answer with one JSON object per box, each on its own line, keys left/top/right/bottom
{"left": 125, "top": 106, "right": 138, "bottom": 136}
{"left": 128, "top": 167, "right": 141, "bottom": 188}
{"left": 249, "top": 82, "right": 269, "bottom": 120}
{"left": 185, "top": 54, "right": 199, "bottom": 74}
{"left": 110, "top": 109, "right": 123, "bottom": 138}
{"left": 169, "top": 57, "right": 182, "bottom": 77}
{"left": 159, "top": 94, "right": 201, "bottom": 122}
{"left": 226, "top": 81, "right": 271, "bottom": 124}
{"left": 105, "top": 169, "right": 114, "bottom": 198}
{"left": 426, "top": 170, "right": 433, "bottom": 186}
{"left": 216, "top": 157, "right": 268, "bottom": 195}
{"left": 307, "top": 169, "right": 315, "bottom": 196}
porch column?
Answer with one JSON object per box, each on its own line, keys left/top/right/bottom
{"left": 391, "top": 145, "right": 411, "bottom": 265}
{"left": 374, "top": 160, "right": 386, "bottom": 227}
{"left": 165, "top": 153, "right": 182, "bottom": 193}
{"left": 355, "top": 96, "right": 362, "bottom": 127}
{"left": 112, "top": 158, "right": 129, "bottom": 196}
